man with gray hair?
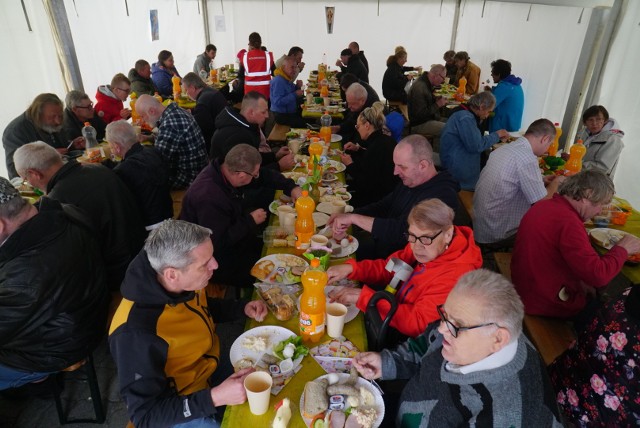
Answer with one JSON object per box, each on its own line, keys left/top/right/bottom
{"left": 408, "top": 64, "right": 449, "bottom": 150}
{"left": 62, "top": 89, "right": 106, "bottom": 145}
{"left": 105, "top": 120, "right": 173, "bottom": 230}
{"left": 330, "top": 134, "right": 460, "bottom": 259}
{"left": 440, "top": 91, "right": 509, "bottom": 190}
{"left": 182, "top": 72, "right": 228, "bottom": 148}
{"left": 512, "top": 169, "right": 640, "bottom": 318}
{"left": 14, "top": 141, "right": 145, "bottom": 289}
{"left": 109, "top": 219, "right": 267, "bottom": 427}
{"left": 180, "top": 144, "right": 302, "bottom": 290}
{"left": 331, "top": 82, "right": 373, "bottom": 141}
{"left": 2, "top": 93, "right": 78, "bottom": 178}
{"left": 353, "top": 269, "right": 562, "bottom": 426}
{"left": 270, "top": 56, "right": 305, "bottom": 128}
{"left": 0, "top": 177, "right": 108, "bottom": 390}
{"left": 136, "top": 94, "right": 208, "bottom": 189}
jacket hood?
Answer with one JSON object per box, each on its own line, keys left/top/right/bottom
{"left": 214, "top": 106, "right": 251, "bottom": 131}
{"left": 597, "top": 118, "right": 623, "bottom": 137}
{"left": 502, "top": 75, "right": 522, "bottom": 86}
{"left": 120, "top": 250, "right": 195, "bottom": 305}
{"left": 420, "top": 170, "right": 461, "bottom": 193}
{"left": 582, "top": 117, "right": 624, "bottom": 143}
{"left": 436, "top": 225, "right": 482, "bottom": 267}
{"left": 95, "top": 85, "right": 118, "bottom": 101}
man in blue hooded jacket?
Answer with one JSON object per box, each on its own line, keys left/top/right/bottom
{"left": 486, "top": 59, "right": 524, "bottom": 132}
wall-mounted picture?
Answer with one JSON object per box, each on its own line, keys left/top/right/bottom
{"left": 326, "top": 6, "right": 334, "bottom": 34}
{"left": 150, "top": 10, "right": 159, "bottom": 41}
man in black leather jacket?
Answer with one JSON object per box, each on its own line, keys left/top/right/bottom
{"left": 0, "top": 179, "right": 108, "bottom": 389}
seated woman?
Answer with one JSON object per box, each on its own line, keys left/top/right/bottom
{"left": 382, "top": 49, "right": 415, "bottom": 103}
{"left": 440, "top": 91, "right": 508, "bottom": 190}
{"left": 339, "top": 101, "right": 398, "bottom": 207}
{"left": 151, "top": 50, "right": 181, "bottom": 98}
{"left": 453, "top": 51, "right": 481, "bottom": 95}
{"left": 327, "top": 198, "right": 482, "bottom": 339}
{"left": 548, "top": 286, "right": 640, "bottom": 426}
{"left": 575, "top": 105, "right": 624, "bottom": 178}
{"left": 352, "top": 269, "right": 563, "bottom": 426}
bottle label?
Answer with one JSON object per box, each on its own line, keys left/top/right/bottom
{"left": 300, "top": 311, "right": 325, "bottom": 336}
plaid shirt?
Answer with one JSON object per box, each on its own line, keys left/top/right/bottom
{"left": 155, "top": 103, "right": 207, "bottom": 189}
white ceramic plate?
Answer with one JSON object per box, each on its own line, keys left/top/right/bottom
{"left": 319, "top": 192, "right": 352, "bottom": 204}
{"left": 269, "top": 199, "right": 294, "bottom": 215}
{"left": 251, "top": 254, "right": 309, "bottom": 284}
{"left": 328, "top": 235, "right": 359, "bottom": 258}
{"left": 299, "top": 373, "right": 385, "bottom": 427}
{"left": 313, "top": 212, "right": 330, "bottom": 227}
{"left": 331, "top": 134, "right": 343, "bottom": 143}
{"left": 296, "top": 287, "right": 358, "bottom": 324}
{"left": 229, "top": 326, "right": 296, "bottom": 369}
{"left": 325, "top": 160, "right": 346, "bottom": 173}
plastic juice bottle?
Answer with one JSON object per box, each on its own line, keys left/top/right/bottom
{"left": 153, "top": 92, "right": 163, "bottom": 103}
{"left": 210, "top": 68, "right": 217, "bottom": 83}
{"left": 130, "top": 93, "right": 139, "bottom": 124}
{"left": 299, "top": 258, "right": 326, "bottom": 343}
{"left": 565, "top": 139, "right": 587, "bottom": 175}
{"left": 320, "top": 112, "right": 332, "bottom": 144}
{"left": 83, "top": 122, "right": 102, "bottom": 163}
{"left": 320, "top": 79, "right": 329, "bottom": 98}
{"left": 457, "top": 76, "right": 467, "bottom": 96}
{"left": 548, "top": 123, "right": 562, "bottom": 156}
{"left": 171, "top": 75, "right": 181, "bottom": 99}
{"left": 308, "top": 141, "right": 324, "bottom": 172}
{"left": 295, "top": 190, "right": 315, "bottom": 251}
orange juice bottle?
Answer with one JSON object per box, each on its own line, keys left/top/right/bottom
{"left": 548, "top": 122, "right": 562, "bottom": 157}
{"left": 295, "top": 190, "right": 315, "bottom": 251}
{"left": 457, "top": 76, "right": 467, "bottom": 97}
{"left": 320, "top": 112, "right": 332, "bottom": 144}
{"left": 153, "top": 92, "right": 163, "bottom": 103}
{"left": 210, "top": 68, "right": 217, "bottom": 83}
{"left": 565, "top": 139, "right": 586, "bottom": 175}
{"left": 320, "top": 79, "right": 329, "bottom": 98}
{"left": 130, "top": 92, "right": 139, "bottom": 124}
{"left": 171, "top": 75, "right": 181, "bottom": 99}
{"left": 299, "top": 258, "right": 326, "bottom": 343}
{"left": 308, "top": 141, "right": 324, "bottom": 172}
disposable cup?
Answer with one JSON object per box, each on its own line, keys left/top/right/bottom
{"left": 326, "top": 302, "right": 348, "bottom": 338}
{"left": 310, "top": 234, "right": 329, "bottom": 248}
{"left": 243, "top": 371, "right": 272, "bottom": 415}
{"left": 331, "top": 201, "right": 354, "bottom": 214}
{"left": 288, "top": 139, "right": 302, "bottom": 155}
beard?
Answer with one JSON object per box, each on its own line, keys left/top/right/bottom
{"left": 41, "top": 124, "right": 63, "bottom": 134}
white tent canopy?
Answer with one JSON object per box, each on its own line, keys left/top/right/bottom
{"left": 1, "top": 0, "right": 638, "bottom": 206}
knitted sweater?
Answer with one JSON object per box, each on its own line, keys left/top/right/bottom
{"left": 381, "top": 324, "right": 562, "bottom": 427}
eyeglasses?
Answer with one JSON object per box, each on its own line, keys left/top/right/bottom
{"left": 404, "top": 230, "right": 442, "bottom": 245}
{"left": 75, "top": 103, "right": 94, "bottom": 109}
{"left": 114, "top": 87, "right": 131, "bottom": 94}
{"left": 236, "top": 169, "right": 259, "bottom": 179}
{"left": 436, "top": 305, "right": 499, "bottom": 338}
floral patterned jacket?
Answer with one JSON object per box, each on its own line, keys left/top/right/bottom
{"left": 548, "top": 287, "right": 640, "bottom": 426}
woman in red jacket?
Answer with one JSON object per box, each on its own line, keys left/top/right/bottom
{"left": 327, "top": 198, "right": 482, "bottom": 338}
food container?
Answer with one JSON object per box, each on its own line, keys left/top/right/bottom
{"left": 254, "top": 282, "right": 300, "bottom": 321}
{"left": 609, "top": 206, "right": 631, "bottom": 226}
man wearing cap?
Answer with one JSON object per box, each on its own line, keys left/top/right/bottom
{"left": 0, "top": 177, "right": 108, "bottom": 390}
{"left": 336, "top": 48, "right": 368, "bottom": 84}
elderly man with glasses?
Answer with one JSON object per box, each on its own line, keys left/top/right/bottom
{"left": 62, "top": 89, "right": 106, "bottom": 146}
{"left": 353, "top": 269, "right": 563, "bottom": 427}
{"left": 407, "top": 64, "right": 449, "bottom": 152}
{"left": 180, "top": 144, "right": 301, "bottom": 292}
{"left": 94, "top": 73, "right": 133, "bottom": 124}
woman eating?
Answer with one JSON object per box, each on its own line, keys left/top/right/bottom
{"left": 152, "top": 50, "right": 181, "bottom": 98}
{"left": 575, "top": 105, "right": 624, "bottom": 178}
{"left": 382, "top": 49, "right": 416, "bottom": 103}
{"left": 339, "top": 101, "right": 398, "bottom": 207}
{"left": 327, "top": 198, "right": 482, "bottom": 340}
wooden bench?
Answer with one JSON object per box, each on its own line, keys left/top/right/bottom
{"left": 493, "top": 252, "right": 576, "bottom": 365}
{"left": 458, "top": 190, "right": 474, "bottom": 222}
{"left": 387, "top": 100, "right": 409, "bottom": 121}
{"left": 267, "top": 123, "right": 291, "bottom": 143}
{"left": 170, "top": 189, "right": 186, "bottom": 219}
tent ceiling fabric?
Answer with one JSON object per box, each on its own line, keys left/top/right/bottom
{"left": 0, "top": 0, "right": 638, "bottom": 208}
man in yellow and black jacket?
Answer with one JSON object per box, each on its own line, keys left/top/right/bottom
{"left": 109, "top": 220, "right": 267, "bottom": 428}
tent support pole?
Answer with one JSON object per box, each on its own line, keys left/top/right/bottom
{"left": 202, "top": 0, "right": 211, "bottom": 43}
{"left": 43, "top": 0, "right": 83, "bottom": 93}
{"left": 450, "top": 0, "right": 461, "bottom": 50}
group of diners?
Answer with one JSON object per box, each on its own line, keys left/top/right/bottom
{"left": 0, "top": 34, "right": 636, "bottom": 428}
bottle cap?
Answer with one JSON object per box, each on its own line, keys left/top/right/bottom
{"left": 83, "top": 122, "right": 91, "bottom": 126}
{"left": 301, "top": 190, "right": 308, "bottom": 197}
{"left": 310, "top": 258, "right": 321, "bottom": 268}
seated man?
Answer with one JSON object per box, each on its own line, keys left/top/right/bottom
{"left": 327, "top": 199, "right": 481, "bottom": 340}
{"left": 485, "top": 59, "right": 524, "bottom": 133}
{"left": 270, "top": 56, "right": 305, "bottom": 128}
{"left": 408, "top": 65, "right": 448, "bottom": 151}
{"left": 275, "top": 46, "right": 305, "bottom": 74}
{"left": 336, "top": 48, "right": 368, "bottom": 83}
{"left": 329, "top": 135, "right": 460, "bottom": 260}
{"left": 331, "top": 83, "right": 373, "bottom": 142}
{"left": 353, "top": 269, "right": 562, "bottom": 426}
{"left": 210, "top": 91, "right": 293, "bottom": 171}
{"left": 512, "top": 170, "right": 640, "bottom": 318}
{"left": 473, "top": 119, "right": 565, "bottom": 249}
{"left": 14, "top": 142, "right": 146, "bottom": 289}
{"left": 2, "top": 93, "right": 77, "bottom": 179}
{"left": 182, "top": 72, "right": 228, "bottom": 150}
{"left": 105, "top": 120, "right": 173, "bottom": 230}
{"left": 128, "top": 59, "right": 157, "bottom": 96}
{"left": 0, "top": 178, "right": 108, "bottom": 390}
{"left": 193, "top": 44, "right": 217, "bottom": 74}
{"left": 109, "top": 219, "right": 267, "bottom": 427}
{"left": 136, "top": 94, "right": 208, "bottom": 189}
{"left": 340, "top": 73, "right": 380, "bottom": 106}
{"left": 62, "top": 89, "right": 106, "bottom": 145}
{"left": 94, "top": 73, "right": 132, "bottom": 124}
{"left": 180, "top": 144, "right": 302, "bottom": 289}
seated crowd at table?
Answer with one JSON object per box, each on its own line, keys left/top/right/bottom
{"left": 1, "top": 31, "right": 638, "bottom": 428}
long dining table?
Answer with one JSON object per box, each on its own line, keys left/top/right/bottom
{"left": 221, "top": 135, "right": 368, "bottom": 428}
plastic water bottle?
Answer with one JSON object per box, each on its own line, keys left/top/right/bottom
{"left": 82, "top": 122, "right": 101, "bottom": 163}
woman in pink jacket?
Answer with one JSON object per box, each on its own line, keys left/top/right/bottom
{"left": 327, "top": 198, "right": 482, "bottom": 338}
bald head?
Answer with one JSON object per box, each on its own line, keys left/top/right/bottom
{"left": 136, "top": 94, "right": 165, "bottom": 126}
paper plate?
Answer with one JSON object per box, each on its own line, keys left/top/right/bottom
{"left": 331, "top": 134, "right": 343, "bottom": 143}
{"left": 328, "top": 235, "right": 359, "bottom": 258}
{"left": 269, "top": 199, "right": 294, "bottom": 215}
{"left": 229, "top": 326, "right": 296, "bottom": 369}
{"left": 313, "top": 212, "right": 330, "bottom": 227}
{"left": 299, "top": 373, "right": 385, "bottom": 427}
{"left": 325, "top": 160, "right": 346, "bottom": 173}
{"left": 251, "top": 254, "right": 308, "bottom": 284}
{"left": 588, "top": 228, "right": 630, "bottom": 250}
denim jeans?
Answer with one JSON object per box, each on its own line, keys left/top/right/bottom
{"left": 172, "top": 416, "right": 220, "bottom": 428}
{"left": 0, "top": 363, "right": 52, "bottom": 390}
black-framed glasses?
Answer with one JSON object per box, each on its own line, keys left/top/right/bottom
{"left": 436, "top": 304, "right": 499, "bottom": 338}
{"left": 404, "top": 230, "right": 442, "bottom": 246}
{"left": 76, "top": 103, "right": 94, "bottom": 109}
{"left": 114, "top": 87, "right": 131, "bottom": 94}
{"left": 236, "top": 169, "right": 259, "bottom": 179}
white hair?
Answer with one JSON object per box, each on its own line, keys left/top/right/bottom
{"left": 144, "top": 219, "right": 212, "bottom": 273}
{"left": 13, "top": 141, "right": 63, "bottom": 175}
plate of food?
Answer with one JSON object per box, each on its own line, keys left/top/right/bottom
{"left": 229, "top": 325, "right": 297, "bottom": 370}
{"left": 300, "top": 370, "right": 384, "bottom": 427}
{"left": 250, "top": 254, "right": 308, "bottom": 284}
{"left": 319, "top": 191, "right": 352, "bottom": 204}
{"left": 325, "top": 160, "right": 346, "bottom": 173}
{"left": 589, "top": 228, "right": 640, "bottom": 264}
{"left": 312, "top": 212, "right": 330, "bottom": 228}
{"left": 269, "top": 194, "right": 294, "bottom": 215}
{"left": 331, "top": 134, "right": 343, "bottom": 143}
{"left": 321, "top": 171, "right": 339, "bottom": 183}
{"left": 328, "top": 234, "right": 359, "bottom": 258}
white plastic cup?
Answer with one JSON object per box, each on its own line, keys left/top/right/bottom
{"left": 331, "top": 201, "right": 354, "bottom": 214}
{"left": 326, "top": 302, "right": 348, "bottom": 338}
{"left": 243, "top": 371, "right": 273, "bottom": 415}
{"left": 310, "top": 234, "right": 329, "bottom": 248}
